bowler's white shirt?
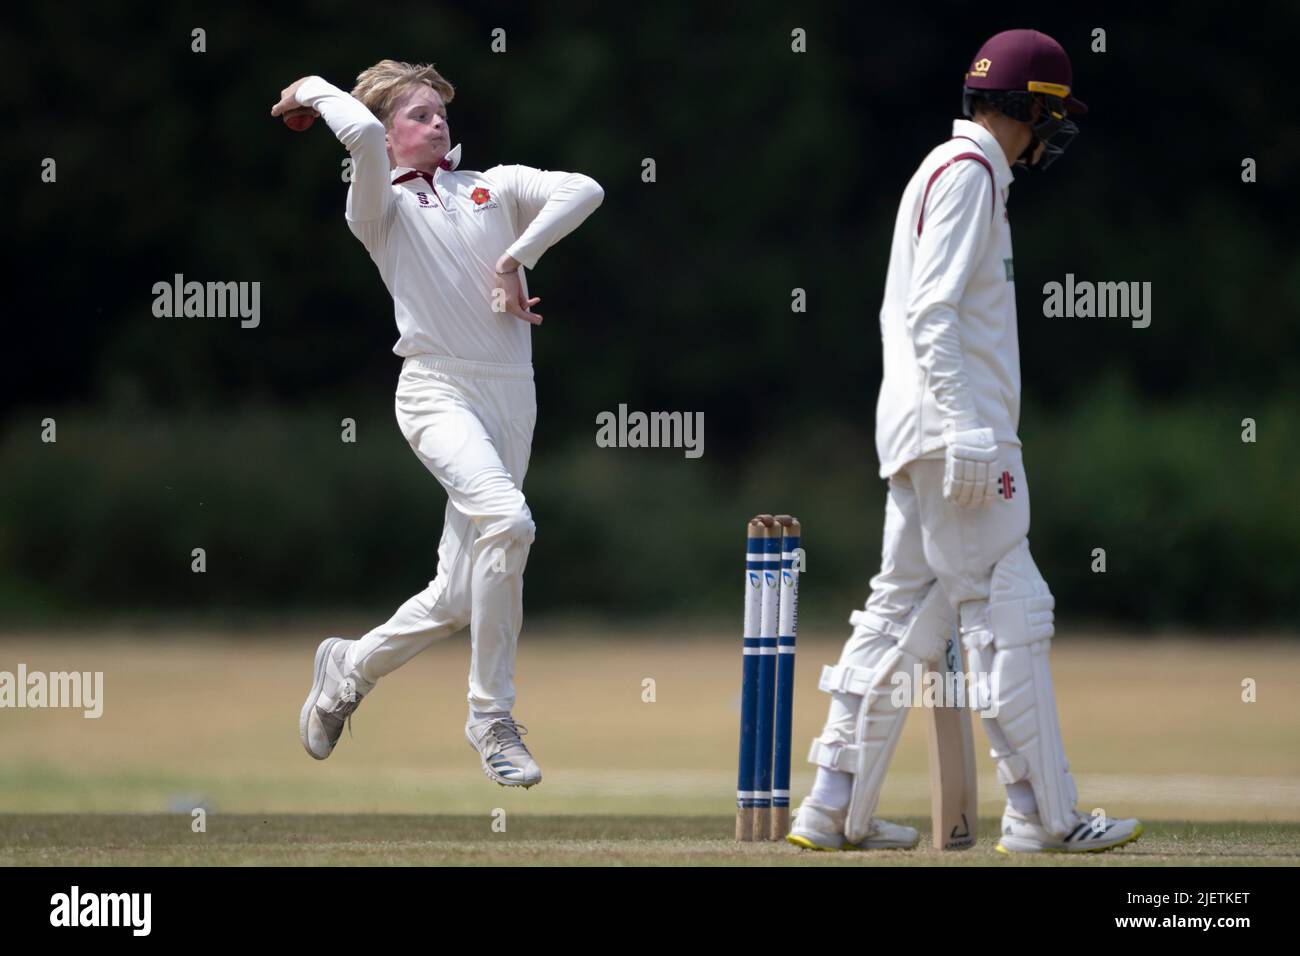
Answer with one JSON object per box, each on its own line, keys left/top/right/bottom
{"left": 875, "top": 119, "right": 1020, "bottom": 477}
{"left": 295, "top": 76, "right": 604, "bottom": 364}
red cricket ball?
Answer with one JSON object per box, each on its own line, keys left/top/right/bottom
{"left": 284, "top": 108, "right": 316, "bottom": 132}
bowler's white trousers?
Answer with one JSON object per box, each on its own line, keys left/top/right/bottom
{"left": 344, "top": 354, "right": 538, "bottom": 712}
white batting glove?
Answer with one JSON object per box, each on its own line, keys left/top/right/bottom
{"left": 942, "top": 427, "right": 1000, "bottom": 508}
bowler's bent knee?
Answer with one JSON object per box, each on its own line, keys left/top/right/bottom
{"left": 476, "top": 499, "right": 536, "bottom": 550}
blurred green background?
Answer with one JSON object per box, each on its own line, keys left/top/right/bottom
{"left": 3, "top": 3, "right": 1295, "bottom": 629}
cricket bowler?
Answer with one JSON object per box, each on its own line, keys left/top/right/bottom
{"left": 275, "top": 60, "right": 603, "bottom": 787}
{"left": 788, "top": 30, "right": 1143, "bottom": 852}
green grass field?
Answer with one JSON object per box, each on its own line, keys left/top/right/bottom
{"left": 2, "top": 815, "right": 1296, "bottom": 866}
{"left": 1, "top": 626, "right": 1298, "bottom": 865}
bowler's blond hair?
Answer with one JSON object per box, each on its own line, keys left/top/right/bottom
{"left": 351, "top": 60, "right": 456, "bottom": 127}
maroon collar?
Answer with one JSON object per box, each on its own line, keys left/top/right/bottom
{"left": 392, "top": 157, "right": 454, "bottom": 187}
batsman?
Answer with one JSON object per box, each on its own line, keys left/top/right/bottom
{"left": 789, "top": 30, "right": 1143, "bottom": 853}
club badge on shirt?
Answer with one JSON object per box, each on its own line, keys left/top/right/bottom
{"left": 470, "top": 186, "right": 500, "bottom": 212}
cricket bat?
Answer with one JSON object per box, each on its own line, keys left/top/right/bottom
{"left": 925, "top": 624, "right": 977, "bottom": 850}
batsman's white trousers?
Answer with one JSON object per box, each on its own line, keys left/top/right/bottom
{"left": 820, "top": 445, "right": 1030, "bottom": 736}
{"left": 345, "top": 354, "right": 537, "bottom": 712}
{"left": 860, "top": 444, "right": 1030, "bottom": 635}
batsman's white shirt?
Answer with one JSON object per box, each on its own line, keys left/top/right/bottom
{"left": 295, "top": 76, "right": 602, "bottom": 710}
{"left": 875, "top": 119, "right": 1020, "bottom": 478}
{"left": 294, "top": 76, "right": 604, "bottom": 363}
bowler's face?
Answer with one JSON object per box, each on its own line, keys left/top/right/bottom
{"left": 387, "top": 86, "right": 450, "bottom": 171}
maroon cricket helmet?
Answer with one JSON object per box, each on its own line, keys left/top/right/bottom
{"left": 963, "top": 28, "right": 1087, "bottom": 114}
{"left": 961, "top": 29, "right": 1086, "bottom": 170}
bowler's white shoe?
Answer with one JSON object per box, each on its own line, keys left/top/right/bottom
{"left": 996, "top": 807, "right": 1143, "bottom": 854}
{"left": 299, "top": 638, "right": 368, "bottom": 760}
{"left": 466, "top": 713, "right": 542, "bottom": 788}
{"left": 786, "top": 797, "right": 919, "bottom": 851}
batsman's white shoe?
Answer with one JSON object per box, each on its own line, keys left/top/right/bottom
{"left": 996, "top": 807, "right": 1143, "bottom": 854}
{"left": 465, "top": 713, "right": 542, "bottom": 788}
{"left": 786, "top": 797, "right": 919, "bottom": 851}
{"left": 299, "top": 637, "right": 368, "bottom": 760}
